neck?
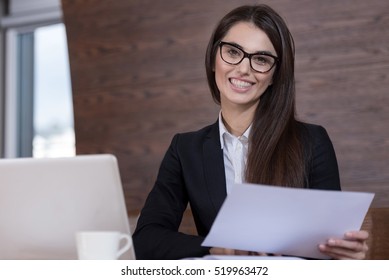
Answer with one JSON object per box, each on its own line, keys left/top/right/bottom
{"left": 221, "top": 106, "right": 255, "bottom": 137}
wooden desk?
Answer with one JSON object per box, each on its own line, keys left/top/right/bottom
{"left": 362, "top": 207, "right": 389, "bottom": 259}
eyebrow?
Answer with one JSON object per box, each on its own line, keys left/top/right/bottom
{"left": 224, "top": 41, "right": 276, "bottom": 56}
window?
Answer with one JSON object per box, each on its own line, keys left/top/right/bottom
{"left": 1, "top": 0, "right": 75, "bottom": 158}
{"left": 33, "top": 23, "right": 75, "bottom": 158}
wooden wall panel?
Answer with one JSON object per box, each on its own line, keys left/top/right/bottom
{"left": 61, "top": 0, "right": 389, "bottom": 215}
{"left": 288, "top": 1, "right": 389, "bottom": 207}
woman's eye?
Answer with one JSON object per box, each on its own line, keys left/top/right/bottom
{"left": 227, "top": 48, "right": 240, "bottom": 57}
{"left": 253, "top": 55, "right": 270, "bottom": 65}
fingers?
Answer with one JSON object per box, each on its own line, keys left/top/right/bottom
{"left": 344, "top": 230, "right": 369, "bottom": 241}
{"left": 319, "top": 243, "right": 367, "bottom": 260}
{"left": 318, "top": 231, "right": 369, "bottom": 260}
{"left": 327, "top": 237, "right": 368, "bottom": 252}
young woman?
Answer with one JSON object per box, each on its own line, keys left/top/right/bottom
{"left": 133, "top": 4, "right": 369, "bottom": 260}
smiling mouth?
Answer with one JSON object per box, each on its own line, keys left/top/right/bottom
{"left": 229, "top": 78, "right": 254, "bottom": 89}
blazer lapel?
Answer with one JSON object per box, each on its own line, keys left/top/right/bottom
{"left": 202, "top": 121, "right": 227, "bottom": 214}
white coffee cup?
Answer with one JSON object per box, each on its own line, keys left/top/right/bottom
{"left": 76, "top": 231, "right": 132, "bottom": 260}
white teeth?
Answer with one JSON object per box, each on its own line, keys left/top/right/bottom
{"left": 230, "top": 78, "right": 252, "bottom": 88}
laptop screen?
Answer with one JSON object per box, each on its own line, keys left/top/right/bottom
{"left": 0, "top": 154, "right": 135, "bottom": 259}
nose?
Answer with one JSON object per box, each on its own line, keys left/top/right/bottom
{"left": 236, "top": 57, "right": 251, "bottom": 74}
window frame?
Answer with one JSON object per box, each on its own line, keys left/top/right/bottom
{"left": 1, "top": 1, "right": 64, "bottom": 158}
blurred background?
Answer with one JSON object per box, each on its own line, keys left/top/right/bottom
{"left": 0, "top": 0, "right": 388, "bottom": 216}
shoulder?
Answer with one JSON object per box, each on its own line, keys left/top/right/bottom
{"left": 171, "top": 121, "right": 219, "bottom": 148}
{"left": 297, "top": 121, "right": 341, "bottom": 190}
{"left": 178, "top": 122, "right": 217, "bottom": 138}
{"left": 163, "top": 121, "right": 219, "bottom": 163}
{"left": 297, "top": 121, "right": 338, "bottom": 170}
{"left": 297, "top": 121, "right": 329, "bottom": 136}
{"left": 297, "top": 121, "right": 333, "bottom": 147}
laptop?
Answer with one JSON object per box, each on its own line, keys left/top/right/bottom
{"left": 0, "top": 154, "right": 135, "bottom": 260}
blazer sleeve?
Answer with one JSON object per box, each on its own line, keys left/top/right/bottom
{"left": 306, "top": 124, "right": 341, "bottom": 191}
{"left": 132, "top": 134, "right": 209, "bottom": 260}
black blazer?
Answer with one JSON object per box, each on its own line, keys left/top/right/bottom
{"left": 132, "top": 120, "right": 341, "bottom": 260}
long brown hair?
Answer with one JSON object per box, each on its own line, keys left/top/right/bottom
{"left": 205, "top": 5, "right": 307, "bottom": 188}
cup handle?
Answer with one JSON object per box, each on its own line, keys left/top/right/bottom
{"left": 116, "top": 234, "right": 132, "bottom": 259}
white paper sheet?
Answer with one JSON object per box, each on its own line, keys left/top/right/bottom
{"left": 202, "top": 183, "right": 374, "bottom": 259}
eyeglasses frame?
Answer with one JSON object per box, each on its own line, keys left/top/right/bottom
{"left": 218, "top": 41, "right": 279, "bottom": 73}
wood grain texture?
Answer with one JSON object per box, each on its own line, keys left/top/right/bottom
{"left": 62, "top": 0, "right": 389, "bottom": 218}
{"left": 362, "top": 208, "right": 389, "bottom": 259}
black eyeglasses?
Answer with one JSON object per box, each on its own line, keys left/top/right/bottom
{"left": 219, "top": 41, "right": 278, "bottom": 73}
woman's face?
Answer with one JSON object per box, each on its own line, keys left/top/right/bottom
{"left": 215, "top": 22, "right": 276, "bottom": 112}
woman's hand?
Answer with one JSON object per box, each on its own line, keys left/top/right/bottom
{"left": 318, "top": 230, "right": 369, "bottom": 260}
{"left": 211, "top": 230, "right": 369, "bottom": 260}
